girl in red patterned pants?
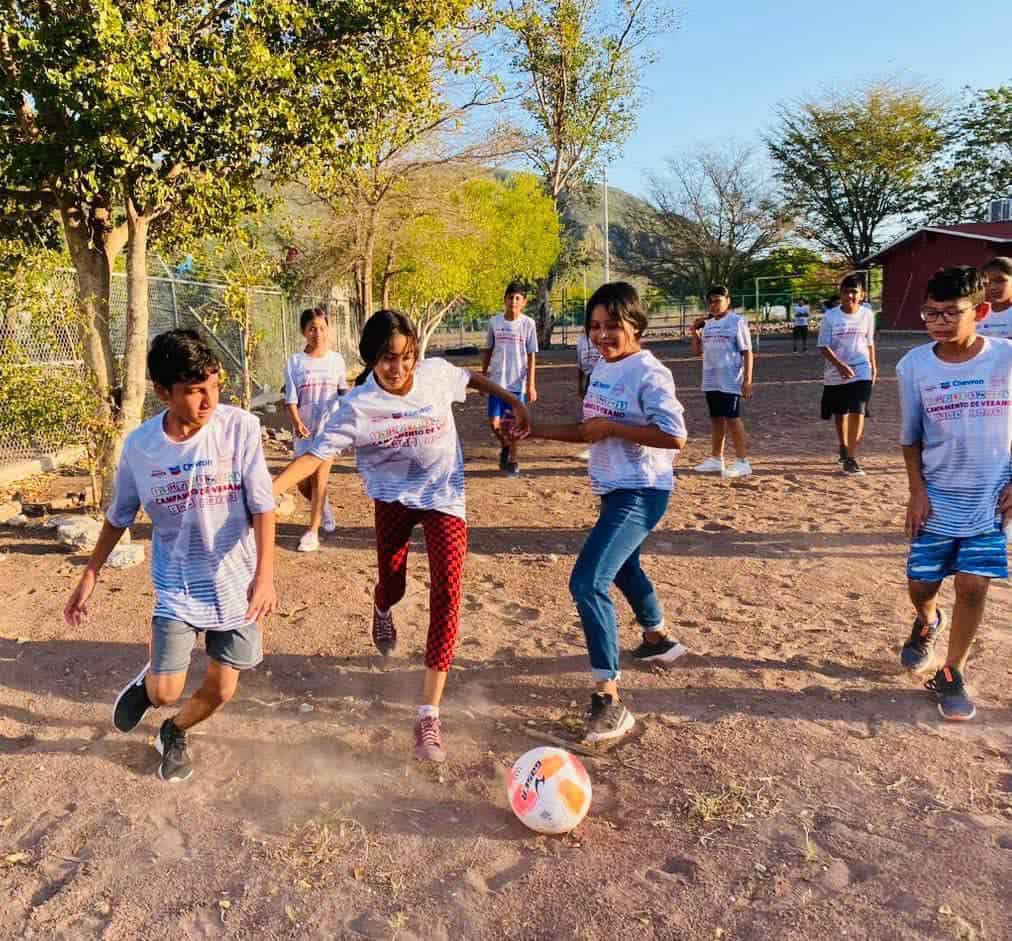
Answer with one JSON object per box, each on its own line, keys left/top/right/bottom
{"left": 275, "top": 311, "right": 529, "bottom": 762}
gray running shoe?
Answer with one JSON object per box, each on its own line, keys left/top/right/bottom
{"left": 156, "top": 719, "right": 193, "bottom": 783}
{"left": 112, "top": 662, "right": 153, "bottom": 732}
{"left": 583, "top": 693, "right": 635, "bottom": 743}
{"left": 925, "top": 666, "right": 976, "bottom": 722}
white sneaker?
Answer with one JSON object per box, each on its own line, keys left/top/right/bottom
{"left": 322, "top": 502, "right": 337, "bottom": 533}
{"left": 576, "top": 449, "right": 591, "bottom": 461}
{"left": 297, "top": 530, "right": 320, "bottom": 552}
{"left": 693, "top": 456, "right": 725, "bottom": 474}
{"left": 724, "top": 458, "right": 752, "bottom": 478}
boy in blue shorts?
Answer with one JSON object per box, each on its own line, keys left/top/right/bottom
{"left": 64, "top": 330, "right": 277, "bottom": 780}
{"left": 897, "top": 267, "right": 1012, "bottom": 721}
{"left": 482, "top": 281, "right": 538, "bottom": 476}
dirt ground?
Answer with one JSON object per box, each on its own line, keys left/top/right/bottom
{"left": 1, "top": 334, "right": 1010, "bottom": 941}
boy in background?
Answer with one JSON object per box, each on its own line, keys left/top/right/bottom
{"left": 691, "top": 285, "right": 754, "bottom": 478}
{"left": 818, "top": 275, "right": 877, "bottom": 475}
{"left": 792, "top": 298, "right": 810, "bottom": 352}
{"left": 65, "top": 330, "right": 277, "bottom": 781}
{"left": 482, "top": 281, "right": 538, "bottom": 476}
{"left": 896, "top": 267, "right": 1012, "bottom": 721}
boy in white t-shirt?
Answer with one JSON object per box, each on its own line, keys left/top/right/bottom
{"left": 64, "top": 330, "right": 277, "bottom": 782}
{"left": 481, "top": 281, "right": 538, "bottom": 476}
{"left": 284, "top": 307, "right": 349, "bottom": 552}
{"left": 817, "top": 275, "right": 877, "bottom": 476}
{"left": 896, "top": 267, "right": 1012, "bottom": 722}
{"left": 979, "top": 256, "right": 1012, "bottom": 338}
{"left": 792, "top": 299, "right": 810, "bottom": 353}
{"left": 690, "top": 285, "right": 754, "bottom": 477}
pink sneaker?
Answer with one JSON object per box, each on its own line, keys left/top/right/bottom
{"left": 372, "top": 606, "right": 397, "bottom": 656}
{"left": 414, "top": 716, "right": 446, "bottom": 762}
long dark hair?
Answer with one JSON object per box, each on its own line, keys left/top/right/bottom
{"left": 584, "top": 281, "right": 648, "bottom": 338}
{"left": 355, "top": 309, "right": 419, "bottom": 386}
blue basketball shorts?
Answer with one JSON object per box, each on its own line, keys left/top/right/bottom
{"left": 488, "top": 390, "right": 525, "bottom": 420}
{"left": 906, "top": 530, "right": 1008, "bottom": 583}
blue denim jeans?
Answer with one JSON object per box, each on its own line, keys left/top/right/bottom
{"left": 569, "top": 488, "right": 670, "bottom": 681}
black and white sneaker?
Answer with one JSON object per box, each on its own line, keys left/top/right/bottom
{"left": 506, "top": 462, "right": 520, "bottom": 478}
{"left": 112, "top": 662, "right": 153, "bottom": 732}
{"left": 842, "top": 456, "right": 865, "bottom": 476}
{"left": 583, "top": 693, "right": 635, "bottom": 743}
{"left": 631, "top": 634, "right": 688, "bottom": 665}
{"left": 156, "top": 719, "right": 193, "bottom": 782}
{"left": 372, "top": 605, "right": 397, "bottom": 656}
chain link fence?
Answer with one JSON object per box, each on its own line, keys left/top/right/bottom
{"left": 0, "top": 268, "right": 360, "bottom": 474}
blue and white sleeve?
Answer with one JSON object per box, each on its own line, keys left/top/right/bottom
{"left": 641, "top": 365, "right": 687, "bottom": 440}
{"left": 896, "top": 359, "right": 923, "bottom": 447}
{"left": 284, "top": 356, "right": 299, "bottom": 405}
{"left": 737, "top": 317, "right": 753, "bottom": 353}
{"left": 106, "top": 447, "right": 141, "bottom": 529}
{"left": 308, "top": 397, "right": 357, "bottom": 458}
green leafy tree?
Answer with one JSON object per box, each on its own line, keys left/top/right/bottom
{"left": 500, "top": 0, "right": 674, "bottom": 345}
{"left": 928, "top": 84, "right": 1012, "bottom": 222}
{"left": 390, "top": 172, "right": 561, "bottom": 354}
{"left": 0, "top": 0, "right": 471, "bottom": 497}
{"left": 767, "top": 82, "right": 944, "bottom": 267}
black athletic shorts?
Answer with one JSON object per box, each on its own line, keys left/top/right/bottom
{"left": 793, "top": 325, "right": 809, "bottom": 340}
{"left": 821, "top": 381, "right": 872, "bottom": 420}
{"left": 705, "top": 390, "right": 742, "bottom": 419}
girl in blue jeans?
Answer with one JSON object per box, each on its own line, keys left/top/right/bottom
{"left": 528, "top": 282, "right": 688, "bottom": 742}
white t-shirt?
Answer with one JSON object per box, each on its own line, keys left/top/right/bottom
{"left": 701, "top": 313, "right": 752, "bottom": 394}
{"left": 978, "top": 306, "right": 1012, "bottom": 339}
{"left": 486, "top": 314, "right": 538, "bottom": 393}
{"left": 898, "top": 338, "right": 1012, "bottom": 537}
{"left": 793, "top": 305, "right": 810, "bottom": 327}
{"left": 583, "top": 350, "right": 687, "bottom": 496}
{"left": 284, "top": 350, "right": 349, "bottom": 456}
{"left": 817, "top": 307, "right": 876, "bottom": 386}
{"left": 107, "top": 405, "right": 276, "bottom": 630}
{"left": 309, "top": 358, "right": 471, "bottom": 519}
{"left": 576, "top": 333, "right": 602, "bottom": 377}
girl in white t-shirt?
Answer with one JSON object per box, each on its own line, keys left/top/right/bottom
{"left": 274, "top": 310, "right": 530, "bottom": 763}
{"left": 284, "top": 308, "right": 349, "bottom": 552}
{"left": 527, "top": 282, "right": 688, "bottom": 744}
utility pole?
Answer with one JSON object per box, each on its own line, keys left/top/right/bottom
{"left": 603, "top": 165, "right": 610, "bottom": 284}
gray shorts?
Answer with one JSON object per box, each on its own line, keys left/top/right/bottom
{"left": 151, "top": 617, "right": 263, "bottom": 675}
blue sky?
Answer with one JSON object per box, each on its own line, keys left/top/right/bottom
{"left": 608, "top": 0, "right": 1010, "bottom": 198}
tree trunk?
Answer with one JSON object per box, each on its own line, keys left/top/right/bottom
{"left": 119, "top": 199, "right": 151, "bottom": 458}
{"left": 361, "top": 224, "right": 376, "bottom": 318}
{"left": 380, "top": 247, "right": 395, "bottom": 309}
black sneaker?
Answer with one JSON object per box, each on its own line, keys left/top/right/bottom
{"left": 925, "top": 666, "right": 976, "bottom": 721}
{"left": 838, "top": 445, "right": 848, "bottom": 464}
{"left": 506, "top": 462, "right": 520, "bottom": 478}
{"left": 156, "top": 719, "right": 193, "bottom": 782}
{"left": 112, "top": 662, "right": 153, "bottom": 732}
{"left": 631, "top": 634, "right": 688, "bottom": 665}
{"left": 372, "top": 605, "right": 397, "bottom": 655}
{"left": 499, "top": 446, "right": 510, "bottom": 470}
{"left": 900, "top": 609, "right": 945, "bottom": 671}
{"left": 842, "top": 456, "right": 865, "bottom": 476}
{"left": 584, "top": 693, "right": 635, "bottom": 743}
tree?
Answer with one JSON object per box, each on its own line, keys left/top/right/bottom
{"left": 500, "top": 0, "right": 673, "bottom": 345}
{"left": 928, "top": 84, "right": 1012, "bottom": 222}
{"left": 767, "top": 82, "right": 944, "bottom": 267}
{"left": 390, "top": 172, "right": 561, "bottom": 354}
{"left": 641, "top": 145, "right": 789, "bottom": 296}
{"left": 0, "top": 0, "right": 471, "bottom": 498}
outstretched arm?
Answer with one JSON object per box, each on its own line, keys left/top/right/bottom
{"left": 467, "top": 373, "right": 531, "bottom": 435}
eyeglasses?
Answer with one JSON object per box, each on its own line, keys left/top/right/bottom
{"left": 920, "top": 306, "right": 973, "bottom": 323}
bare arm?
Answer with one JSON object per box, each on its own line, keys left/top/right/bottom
{"left": 481, "top": 345, "right": 492, "bottom": 375}
{"left": 691, "top": 323, "right": 704, "bottom": 356}
{"left": 577, "top": 367, "right": 588, "bottom": 398}
{"left": 869, "top": 343, "right": 878, "bottom": 383}
{"left": 526, "top": 353, "right": 537, "bottom": 402}
{"left": 585, "top": 419, "right": 685, "bottom": 449}
{"left": 467, "top": 373, "right": 531, "bottom": 435}
{"left": 64, "top": 521, "right": 127, "bottom": 626}
{"left": 286, "top": 403, "right": 309, "bottom": 437}
{"left": 245, "top": 511, "right": 277, "bottom": 622}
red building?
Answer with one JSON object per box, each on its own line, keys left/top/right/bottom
{"left": 864, "top": 223, "right": 1012, "bottom": 329}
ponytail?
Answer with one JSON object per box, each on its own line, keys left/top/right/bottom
{"left": 356, "top": 309, "right": 419, "bottom": 385}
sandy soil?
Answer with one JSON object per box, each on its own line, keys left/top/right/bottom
{"left": 1, "top": 334, "right": 1010, "bottom": 941}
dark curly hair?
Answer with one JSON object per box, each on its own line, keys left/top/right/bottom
{"left": 584, "top": 281, "right": 648, "bottom": 338}
{"left": 925, "top": 266, "right": 985, "bottom": 303}
{"left": 147, "top": 329, "right": 220, "bottom": 389}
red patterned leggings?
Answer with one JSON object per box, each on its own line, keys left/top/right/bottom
{"left": 373, "top": 500, "right": 468, "bottom": 672}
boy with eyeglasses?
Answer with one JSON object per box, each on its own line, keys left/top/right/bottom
{"left": 896, "top": 266, "right": 1012, "bottom": 721}
{"left": 818, "top": 275, "right": 877, "bottom": 475}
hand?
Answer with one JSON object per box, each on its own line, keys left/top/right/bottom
{"left": 871, "top": 366, "right": 879, "bottom": 385}
{"left": 65, "top": 569, "right": 97, "bottom": 627}
{"left": 293, "top": 421, "right": 311, "bottom": 439}
{"left": 580, "top": 418, "right": 615, "bottom": 443}
{"left": 905, "top": 489, "right": 932, "bottom": 538}
{"left": 692, "top": 318, "right": 707, "bottom": 334}
{"left": 998, "top": 483, "right": 1012, "bottom": 522}
{"left": 245, "top": 574, "right": 277, "bottom": 623}
{"left": 510, "top": 403, "right": 531, "bottom": 440}
{"left": 742, "top": 380, "right": 753, "bottom": 400}
{"left": 836, "top": 363, "right": 856, "bottom": 381}
{"left": 526, "top": 385, "right": 538, "bottom": 404}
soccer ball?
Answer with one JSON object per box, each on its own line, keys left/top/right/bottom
{"left": 506, "top": 747, "right": 592, "bottom": 835}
